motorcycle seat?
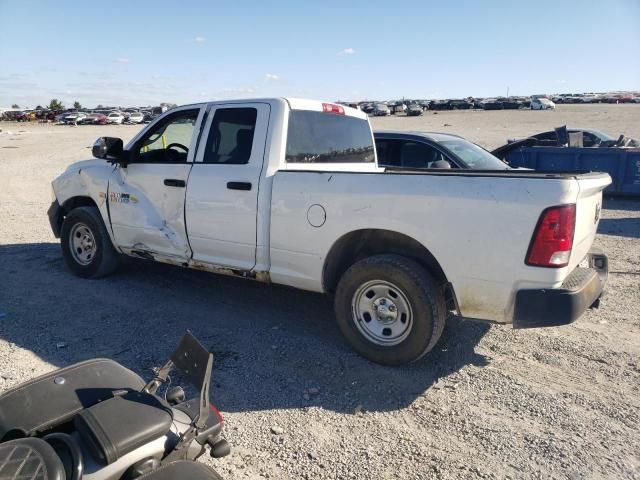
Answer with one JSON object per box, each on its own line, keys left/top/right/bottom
{"left": 137, "top": 461, "right": 223, "bottom": 480}
{"left": 74, "top": 391, "right": 173, "bottom": 465}
{"left": 0, "top": 437, "right": 65, "bottom": 480}
{"left": 0, "top": 358, "right": 145, "bottom": 440}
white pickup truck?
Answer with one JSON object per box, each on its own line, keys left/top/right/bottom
{"left": 48, "top": 98, "right": 611, "bottom": 365}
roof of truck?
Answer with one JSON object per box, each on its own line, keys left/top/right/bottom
{"left": 178, "top": 98, "right": 368, "bottom": 120}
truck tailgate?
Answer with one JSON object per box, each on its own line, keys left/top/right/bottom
{"left": 570, "top": 173, "right": 611, "bottom": 269}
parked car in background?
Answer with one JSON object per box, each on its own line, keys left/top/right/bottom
{"left": 531, "top": 98, "right": 556, "bottom": 110}
{"left": 429, "top": 100, "right": 451, "bottom": 111}
{"left": 406, "top": 104, "right": 423, "bottom": 116}
{"left": 106, "top": 111, "right": 125, "bottom": 124}
{"left": 500, "top": 98, "right": 522, "bottom": 109}
{"left": 64, "top": 112, "right": 88, "bottom": 125}
{"left": 80, "top": 113, "right": 108, "bottom": 125}
{"left": 375, "top": 131, "right": 513, "bottom": 170}
{"left": 360, "top": 104, "right": 375, "bottom": 114}
{"left": 55, "top": 112, "right": 73, "bottom": 124}
{"left": 14, "top": 111, "right": 30, "bottom": 122}
{"left": 481, "top": 99, "right": 504, "bottom": 110}
{"left": 53, "top": 112, "right": 69, "bottom": 125}
{"left": 360, "top": 103, "right": 375, "bottom": 114}
{"left": 141, "top": 110, "right": 155, "bottom": 123}
{"left": 448, "top": 99, "right": 473, "bottom": 110}
{"left": 127, "top": 112, "right": 145, "bottom": 124}
{"left": 389, "top": 102, "right": 406, "bottom": 114}
{"left": 372, "top": 103, "right": 391, "bottom": 116}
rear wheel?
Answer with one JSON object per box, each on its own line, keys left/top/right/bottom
{"left": 60, "top": 206, "right": 119, "bottom": 278}
{"left": 334, "top": 254, "right": 447, "bottom": 366}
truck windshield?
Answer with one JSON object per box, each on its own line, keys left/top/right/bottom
{"left": 286, "top": 110, "right": 375, "bottom": 163}
{"left": 438, "top": 138, "right": 511, "bottom": 170}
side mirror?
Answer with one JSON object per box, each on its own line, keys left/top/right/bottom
{"left": 92, "top": 137, "right": 126, "bottom": 163}
{"left": 431, "top": 160, "right": 452, "bottom": 169}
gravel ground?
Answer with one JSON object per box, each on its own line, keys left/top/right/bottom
{"left": 0, "top": 104, "right": 639, "bottom": 479}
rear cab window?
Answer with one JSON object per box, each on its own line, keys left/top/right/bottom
{"left": 285, "top": 106, "right": 375, "bottom": 166}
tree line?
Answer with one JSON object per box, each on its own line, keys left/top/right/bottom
{"left": 10, "top": 99, "right": 86, "bottom": 111}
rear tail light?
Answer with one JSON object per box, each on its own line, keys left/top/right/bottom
{"left": 526, "top": 204, "right": 576, "bottom": 268}
{"left": 322, "top": 103, "right": 345, "bottom": 115}
{"left": 210, "top": 403, "right": 224, "bottom": 424}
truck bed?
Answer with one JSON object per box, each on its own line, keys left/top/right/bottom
{"left": 269, "top": 169, "right": 610, "bottom": 324}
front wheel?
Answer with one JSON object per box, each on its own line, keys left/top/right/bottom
{"left": 334, "top": 254, "right": 447, "bottom": 365}
{"left": 60, "top": 206, "right": 119, "bottom": 278}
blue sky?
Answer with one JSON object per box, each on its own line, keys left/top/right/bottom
{"left": 1, "top": 0, "right": 638, "bottom": 108}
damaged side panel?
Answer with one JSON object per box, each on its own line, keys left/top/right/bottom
{"left": 108, "top": 163, "right": 193, "bottom": 260}
{"left": 51, "top": 159, "right": 117, "bottom": 245}
{"left": 118, "top": 249, "right": 271, "bottom": 283}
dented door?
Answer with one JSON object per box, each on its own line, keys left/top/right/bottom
{"left": 108, "top": 163, "right": 193, "bottom": 258}
{"left": 108, "top": 106, "right": 205, "bottom": 260}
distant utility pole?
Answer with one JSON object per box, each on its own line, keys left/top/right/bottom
{"left": 507, "top": 87, "right": 510, "bottom": 98}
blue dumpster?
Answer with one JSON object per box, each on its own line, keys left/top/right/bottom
{"left": 505, "top": 147, "right": 640, "bottom": 196}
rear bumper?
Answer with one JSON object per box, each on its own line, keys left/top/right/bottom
{"left": 47, "top": 200, "right": 63, "bottom": 238}
{"left": 513, "top": 249, "right": 608, "bottom": 328}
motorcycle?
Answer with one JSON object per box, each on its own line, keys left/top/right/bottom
{"left": 0, "top": 332, "right": 229, "bottom": 479}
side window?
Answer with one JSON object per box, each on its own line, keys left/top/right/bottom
{"left": 375, "top": 139, "right": 396, "bottom": 166}
{"left": 535, "top": 131, "right": 557, "bottom": 142}
{"left": 136, "top": 110, "right": 198, "bottom": 163}
{"left": 582, "top": 132, "right": 597, "bottom": 147}
{"left": 203, "top": 108, "right": 257, "bottom": 164}
{"left": 397, "top": 141, "right": 449, "bottom": 168}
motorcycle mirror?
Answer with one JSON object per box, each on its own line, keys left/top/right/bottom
{"left": 166, "top": 386, "right": 186, "bottom": 405}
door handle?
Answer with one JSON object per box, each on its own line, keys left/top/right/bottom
{"left": 164, "top": 179, "right": 186, "bottom": 188}
{"left": 227, "top": 182, "right": 252, "bottom": 191}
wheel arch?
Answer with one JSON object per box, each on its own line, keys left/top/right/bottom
{"left": 49, "top": 196, "right": 100, "bottom": 238}
{"left": 61, "top": 195, "right": 99, "bottom": 213}
{"left": 323, "top": 229, "right": 454, "bottom": 303}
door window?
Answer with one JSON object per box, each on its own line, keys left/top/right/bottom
{"left": 375, "top": 139, "right": 395, "bottom": 167}
{"left": 397, "top": 141, "right": 450, "bottom": 168}
{"left": 136, "top": 110, "right": 198, "bottom": 163}
{"left": 203, "top": 108, "right": 257, "bottom": 164}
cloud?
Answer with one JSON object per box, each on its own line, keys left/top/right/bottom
{"left": 115, "top": 58, "right": 130, "bottom": 64}
{"left": 220, "top": 87, "right": 256, "bottom": 95}
{"left": 557, "top": 79, "right": 567, "bottom": 84}
{"left": 265, "top": 73, "right": 280, "bottom": 81}
{"left": 339, "top": 48, "right": 355, "bottom": 55}
{"left": 194, "top": 36, "right": 205, "bottom": 43}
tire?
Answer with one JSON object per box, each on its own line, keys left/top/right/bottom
{"left": 60, "top": 206, "right": 119, "bottom": 278}
{"left": 334, "top": 254, "right": 447, "bottom": 366}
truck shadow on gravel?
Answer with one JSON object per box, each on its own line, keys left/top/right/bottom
{"left": 0, "top": 242, "right": 489, "bottom": 414}
{"left": 599, "top": 198, "right": 640, "bottom": 239}
{"left": 598, "top": 217, "right": 640, "bottom": 238}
